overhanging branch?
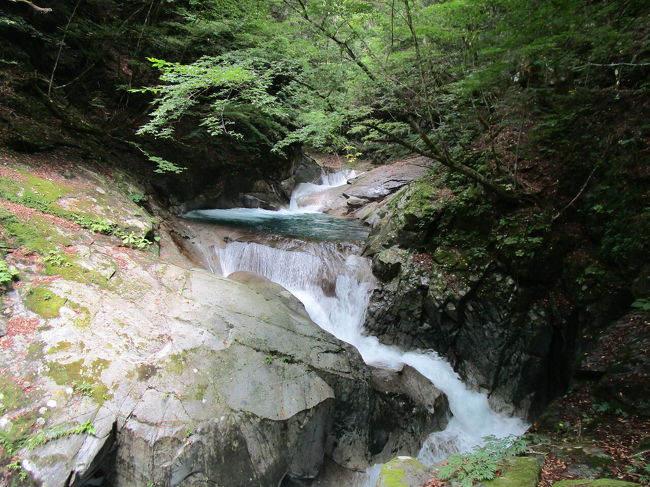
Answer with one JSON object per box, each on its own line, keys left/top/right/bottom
{"left": 8, "top": 0, "right": 52, "bottom": 13}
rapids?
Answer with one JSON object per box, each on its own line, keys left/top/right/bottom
{"left": 183, "top": 169, "right": 526, "bottom": 484}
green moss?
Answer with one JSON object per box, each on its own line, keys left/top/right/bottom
{"left": 46, "top": 341, "right": 72, "bottom": 354}
{"left": 45, "top": 358, "right": 110, "bottom": 403}
{"left": 26, "top": 342, "right": 43, "bottom": 360}
{"left": 377, "top": 457, "right": 430, "bottom": 487}
{"left": 24, "top": 286, "right": 67, "bottom": 318}
{"left": 0, "top": 171, "right": 146, "bottom": 249}
{"left": 553, "top": 479, "right": 641, "bottom": 487}
{"left": 69, "top": 304, "right": 91, "bottom": 329}
{"left": 380, "top": 466, "right": 406, "bottom": 487}
{"left": 136, "top": 364, "right": 158, "bottom": 381}
{"left": 46, "top": 359, "right": 84, "bottom": 385}
{"left": 23, "top": 175, "right": 69, "bottom": 202}
{"left": 192, "top": 383, "right": 208, "bottom": 401}
{"left": 483, "top": 457, "right": 541, "bottom": 486}
{"left": 0, "top": 209, "right": 57, "bottom": 254}
{"left": 0, "top": 409, "right": 40, "bottom": 457}
{"left": 394, "top": 180, "right": 443, "bottom": 229}
{"left": 165, "top": 349, "right": 197, "bottom": 375}
{"left": 45, "top": 260, "right": 114, "bottom": 290}
{"left": 0, "top": 376, "right": 26, "bottom": 414}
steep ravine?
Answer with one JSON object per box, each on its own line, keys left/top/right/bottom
{"left": 176, "top": 166, "right": 527, "bottom": 485}
{"left": 0, "top": 154, "right": 442, "bottom": 486}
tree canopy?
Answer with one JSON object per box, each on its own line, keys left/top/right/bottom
{"left": 130, "top": 0, "right": 648, "bottom": 199}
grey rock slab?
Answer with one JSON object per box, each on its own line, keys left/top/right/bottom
{"left": 298, "top": 157, "right": 433, "bottom": 216}
{"left": 12, "top": 244, "right": 372, "bottom": 486}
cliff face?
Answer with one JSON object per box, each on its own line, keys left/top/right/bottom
{"left": 358, "top": 167, "right": 644, "bottom": 421}
{"left": 0, "top": 146, "right": 454, "bottom": 486}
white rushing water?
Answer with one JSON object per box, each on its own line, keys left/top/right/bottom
{"left": 207, "top": 170, "right": 526, "bottom": 483}
{"left": 289, "top": 169, "right": 357, "bottom": 212}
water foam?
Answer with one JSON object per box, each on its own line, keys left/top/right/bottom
{"left": 215, "top": 239, "right": 526, "bottom": 465}
{"left": 289, "top": 169, "right": 357, "bottom": 212}
{"left": 205, "top": 169, "right": 526, "bottom": 477}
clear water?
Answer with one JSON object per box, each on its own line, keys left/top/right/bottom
{"left": 182, "top": 208, "right": 369, "bottom": 242}
{"left": 189, "top": 169, "right": 527, "bottom": 482}
{"left": 182, "top": 169, "right": 368, "bottom": 241}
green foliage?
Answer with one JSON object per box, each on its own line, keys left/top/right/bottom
{"left": 43, "top": 250, "right": 70, "bottom": 268}
{"left": 6, "top": 459, "right": 28, "bottom": 481}
{"left": 0, "top": 259, "right": 18, "bottom": 284}
{"left": 135, "top": 54, "right": 289, "bottom": 154}
{"left": 494, "top": 212, "right": 552, "bottom": 260}
{"left": 120, "top": 233, "right": 150, "bottom": 249}
{"left": 71, "top": 380, "right": 94, "bottom": 397}
{"left": 128, "top": 192, "right": 146, "bottom": 204}
{"left": 1, "top": 417, "right": 95, "bottom": 468}
{"left": 439, "top": 435, "right": 528, "bottom": 487}
{"left": 22, "top": 420, "right": 96, "bottom": 450}
{"left": 265, "top": 352, "right": 289, "bottom": 365}
{"left": 626, "top": 453, "right": 650, "bottom": 485}
{"left": 25, "top": 286, "right": 67, "bottom": 319}
{"left": 631, "top": 298, "right": 650, "bottom": 311}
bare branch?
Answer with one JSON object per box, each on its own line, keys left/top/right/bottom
{"left": 574, "top": 62, "right": 650, "bottom": 70}
{"left": 8, "top": 0, "right": 52, "bottom": 13}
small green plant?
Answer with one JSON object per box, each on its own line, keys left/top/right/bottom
{"left": 0, "top": 258, "right": 18, "bottom": 284}
{"left": 439, "top": 435, "right": 528, "bottom": 487}
{"left": 265, "top": 353, "right": 290, "bottom": 365}
{"left": 120, "top": 233, "right": 150, "bottom": 249}
{"left": 7, "top": 459, "right": 28, "bottom": 481}
{"left": 23, "top": 420, "right": 96, "bottom": 450}
{"left": 631, "top": 297, "right": 650, "bottom": 311}
{"left": 43, "top": 250, "right": 70, "bottom": 267}
{"left": 592, "top": 402, "right": 610, "bottom": 413}
{"left": 71, "top": 380, "right": 94, "bottom": 397}
{"left": 128, "top": 192, "right": 146, "bottom": 204}
{"left": 88, "top": 219, "right": 115, "bottom": 234}
{"left": 626, "top": 453, "right": 650, "bottom": 485}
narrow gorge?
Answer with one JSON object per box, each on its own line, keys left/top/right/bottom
{"left": 181, "top": 167, "right": 527, "bottom": 481}
{"left": 0, "top": 1, "right": 647, "bottom": 486}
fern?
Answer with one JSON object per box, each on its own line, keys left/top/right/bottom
{"left": 0, "top": 259, "right": 18, "bottom": 284}
{"left": 439, "top": 435, "right": 528, "bottom": 487}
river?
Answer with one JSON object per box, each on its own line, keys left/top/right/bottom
{"left": 182, "top": 170, "right": 526, "bottom": 485}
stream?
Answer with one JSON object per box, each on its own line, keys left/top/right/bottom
{"left": 183, "top": 171, "right": 526, "bottom": 485}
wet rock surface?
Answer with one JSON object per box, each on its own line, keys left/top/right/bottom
{"left": 295, "top": 156, "right": 433, "bottom": 221}
{"left": 358, "top": 173, "right": 630, "bottom": 420}
{"left": 0, "top": 158, "right": 451, "bottom": 486}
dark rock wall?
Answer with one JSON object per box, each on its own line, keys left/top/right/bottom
{"left": 362, "top": 176, "right": 633, "bottom": 421}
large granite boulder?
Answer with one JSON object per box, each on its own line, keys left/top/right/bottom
{"left": 293, "top": 157, "right": 433, "bottom": 222}
{"left": 0, "top": 159, "right": 450, "bottom": 486}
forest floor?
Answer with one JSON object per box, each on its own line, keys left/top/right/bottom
{"left": 530, "top": 310, "right": 650, "bottom": 486}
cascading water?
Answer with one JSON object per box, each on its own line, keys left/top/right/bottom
{"left": 186, "top": 169, "right": 526, "bottom": 483}
{"left": 289, "top": 169, "right": 357, "bottom": 212}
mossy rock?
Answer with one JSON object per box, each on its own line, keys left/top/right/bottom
{"left": 480, "top": 456, "right": 541, "bottom": 487}
{"left": 375, "top": 456, "right": 432, "bottom": 487}
{"left": 25, "top": 286, "right": 67, "bottom": 318}
{"left": 552, "top": 479, "right": 641, "bottom": 487}
{"left": 7, "top": 122, "right": 58, "bottom": 152}
{"left": 534, "top": 442, "right": 613, "bottom": 479}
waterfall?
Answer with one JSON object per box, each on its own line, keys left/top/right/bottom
{"left": 214, "top": 239, "right": 526, "bottom": 466}
{"left": 194, "top": 168, "right": 526, "bottom": 481}
{"left": 289, "top": 169, "right": 357, "bottom": 212}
